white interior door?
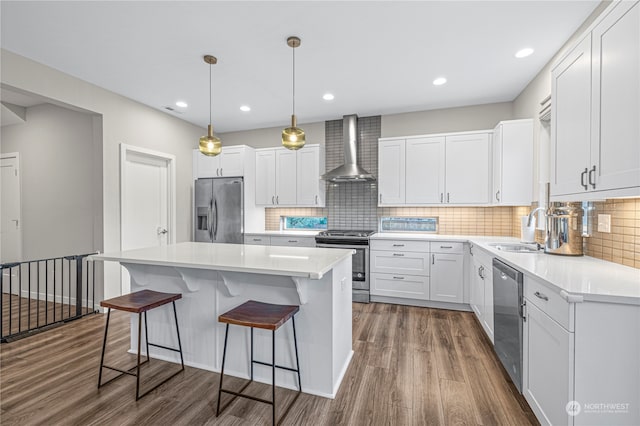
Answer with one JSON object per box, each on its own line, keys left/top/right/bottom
{"left": 120, "top": 144, "right": 175, "bottom": 294}
{"left": 1, "top": 153, "right": 22, "bottom": 263}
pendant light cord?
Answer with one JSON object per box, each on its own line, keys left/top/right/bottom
{"left": 292, "top": 45, "right": 296, "bottom": 116}
{"left": 209, "top": 63, "right": 213, "bottom": 125}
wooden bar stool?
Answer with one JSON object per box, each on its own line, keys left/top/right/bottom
{"left": 98, "top": 289, "right": 184, "bottom": 400}
{"left": 216, "top": 300, "right": 302, "bottom": 425}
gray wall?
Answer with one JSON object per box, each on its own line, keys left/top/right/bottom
{"left": 2, "top": 48, "right": 204, "bottom": 300}
{"left": 381, "top": 102, "right": 513, "bottom": 137}
{"left": 1, "top": 103, "right": 99, "bottom": 260}
{"left": 220, "top": 121, "right": 325, "bottom": 149}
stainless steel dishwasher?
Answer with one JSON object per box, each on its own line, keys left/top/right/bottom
{"left": 493, "top": 258, "right": 524, "bottom": 393}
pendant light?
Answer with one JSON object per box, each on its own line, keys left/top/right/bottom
{"left": 199, "top": 55, "right": 222, "bottom": 156}
{"left": 282, "top": 36, "right": 305, "bottom": 150}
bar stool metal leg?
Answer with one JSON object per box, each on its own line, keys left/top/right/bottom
{"left": 216, "top": 323, "right": 230, "bottom": 417}
{"left": 144, "top": 311, "right": 150, "bottom": 364}
{"left": 136, "top": 312, "right": 143, "bottom": 400}
{"left": 292, "top": 316, "right": 301, "bottom": 391}
{"left": 97, "top": 308, "right": 112, "bottom": 387}
{"left": 250, "top": 327, "right": 254, "bottom": 380}
{"left": 272, "top": 329, "right": 276, "bottom": 426}
{"left": 172, "top": 301, "right": 185, "bottom": 369}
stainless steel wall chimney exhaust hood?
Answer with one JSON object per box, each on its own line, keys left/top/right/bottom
{"left": 322, "top": 114, "right": 376, "bottom": 182}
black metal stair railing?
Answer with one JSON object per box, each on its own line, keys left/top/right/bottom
{"left": 0, "top": 252, "right": 98, "bottom": 342}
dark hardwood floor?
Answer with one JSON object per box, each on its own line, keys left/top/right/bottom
{"left": 0, "top": 302, "right": 538, "bottom": 425}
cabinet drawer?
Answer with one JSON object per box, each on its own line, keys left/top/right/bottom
{"left": 370, "top": 239, "right": 429, "bottom": 252}
{"left": 370, "top": 250, "right": 430, "bottom": 276}
{"left": 525, "top": 276, "right": 574, "bottom": 331}
{"left": 371, "top": 273, "right": 429, "bottom": 300}
{"left": 244, "top": 235, "right": 271, "bottom": 245}
{"left": 269, "top": 236, "right": 315, "bottom": 247}
{"left": 431, "top": 242, "right": 464, "bottom": 254}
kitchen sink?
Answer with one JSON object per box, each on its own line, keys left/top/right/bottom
{"left": 488, "top": 243, "right": 541, "bottom": 253}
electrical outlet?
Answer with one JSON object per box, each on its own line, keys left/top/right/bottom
{"left": 597, "top": 214, "right": 611, "bottom": 233}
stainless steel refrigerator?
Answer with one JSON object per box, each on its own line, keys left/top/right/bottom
{"left": 194, "top": 178, "right": 243, "bottom": 243}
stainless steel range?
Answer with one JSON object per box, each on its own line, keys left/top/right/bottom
{"left": 315, "top": 230, "right": 375, "bottom": 303}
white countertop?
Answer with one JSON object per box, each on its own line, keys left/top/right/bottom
{"left": 91, "top": 242, "right": 352, "bottom": 279}
{"left": 245, "top": 230, "right": 320, "bottom": 237}
{"left": 372, "top": 232, "right": 640, "bottom": 304}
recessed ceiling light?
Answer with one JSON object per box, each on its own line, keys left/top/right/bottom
{"left": 175, "top": 101, "right": 188, "bottom": 108}
{"left": 240, "top": 105, "right": 251, "bottom": 112}
{"left": 515, "top": 48, "right": 534, "bottom": 58}
{"left": 323, "top": 93, "right": 335, "bottom": 101}
{"left": 433, "top": 77, "right": 447, "bottom": 86}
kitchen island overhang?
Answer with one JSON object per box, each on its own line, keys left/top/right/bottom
{"left": 91, "top": 242, "right": 354, "bottom": 398}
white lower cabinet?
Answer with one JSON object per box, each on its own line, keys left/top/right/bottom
{"left": 524, "top": 302, "right": 574, "bottom": 426}
{"left": 523, "top": 276, "right": 640, "bottom": 426}
{"left": 370, "top": 239, "right": 467, "bottom": 306}
{"left": 430, "top": 243, "right": 464, "bottom": 303}
{"left": 469, "top": 244, "right": 494, "bottom": 342}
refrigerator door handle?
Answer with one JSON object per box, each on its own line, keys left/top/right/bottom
{"left": 208, "top": 200, "right": 213, "bottom": 241}
{"left": 213, "top": 198, "right": 219, "bottom": 240}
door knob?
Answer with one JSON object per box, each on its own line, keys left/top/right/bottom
{"left": 157, "top": 227, "right": 168, "bottom": 235}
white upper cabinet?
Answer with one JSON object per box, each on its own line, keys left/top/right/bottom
{"left": 275, "top": 149, "right": 297, "bottom": 205}
{"left": 551, "top": 1, "right": 640, "bottom": 200}
{"left": 492, "top": 119, "right": 534, "bottom": 205}
{"left": 255, "top": 149, "right": 276, "bottom": 206}
{"left": 296, "top": 145, "right": 325, "bottom": 206}
{"left": 378, "top": 131, "right": 491, "bottom": 206}
{"left": 405, "top": 137, "right": 445, "bottom": 204}
{"left": 255, "top": 144, "right": 324, "bottom": 207}
{"left": 591, "top": 1, "right": 640, "bottom": 193}
{"left": 445, "top": 133, "right": 491, "bottom": 204}
{"left": 193, "top": 145, "right": 248, "bottom": 178}
{"left": 378, "top": 139, "right": 406, "bottom": 205}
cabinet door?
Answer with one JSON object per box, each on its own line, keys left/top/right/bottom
{"left": 591, "top": 1, "right": 640, "bottom": 193}
{"left": 296, "top": 145, "right": 323, "bottom": 206}
{"left": 275, "top": 149, "right": 297, "bottom": 205}
{"left": 494, "top": 120, "right": 534, "bottom": 205}
{"left": 370, "top": 273, "right": 429, "bottom": 300}
{"left": 469, "top": 258, "right": 485, "bottom": 320}
{"left": 378, "top": 139, "right": 405, "bottom": 205}
{"left": 445, "top": 133, "right": 491, "bottom": 204}
{"left": 482, "top": 264, "right": 494, "bottom": 343}
{"left": 219, "top": 146, "right": 244, "bottom": 177}
{"left": 430, "top": 253, "right": 463, "bottom": 303}
{"left": 524, "top": 302, "right": 574, "bottom": 426}
{"left": 405, "top": 137, "right": 445, "bottom": 204}
{"left": 551, "top": 35, "right": 592, "bottom": 196}
{"left": 370, "top": 250, "right": 430, "bottom": 276}
{"left": 194, "top": 149, "right": 221, "bottom": 178}
{"left": 255, "top": 149, "right": 276, "bottom": 206}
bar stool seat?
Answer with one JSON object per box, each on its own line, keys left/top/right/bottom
{"left": 216, "top": 300, "right": 301, "bottom": 425}
{"left": 98, "top": 289, "right": 184, "bottom": 400}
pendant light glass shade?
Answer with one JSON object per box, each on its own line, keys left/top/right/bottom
{"left": 282, "top": 36, "right": 305, "bottom": 150}
{"left": 199, "top": 125, "right": 222, "bottom": 156}
{"left": 199, "top": 55, "right": 222, "bottom": 157}
{"left": 282, "top": 114, "right": 305, "bottom": 150}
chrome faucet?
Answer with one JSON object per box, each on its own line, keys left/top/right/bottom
{"left": 527, "top": 207, "right": 546, "bottom": 227}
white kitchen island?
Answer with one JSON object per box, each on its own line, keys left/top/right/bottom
{"left": 91, "top": 242, "right": 354, "bottom": 398}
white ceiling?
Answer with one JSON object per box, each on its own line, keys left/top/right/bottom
{"left": 1, "top": 1, "right": 599, "bottom": 133}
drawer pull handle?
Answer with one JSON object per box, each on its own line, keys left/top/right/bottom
{"left": 393, "top": 276, "right": 405, "bottom": 280}
{"left": 288, "top": 240, "right": 298, "bottom": 243}
{"left": 440, "top": 246, "right": 453, "bottom": 249}
{"left": 393, "top": 253, "right": 405, "bottom": 257}
{"left": 534, "top": 291, "right": 549, "bottom": 301}
{"left": 392, "top": 244, "right": 405, "bottom": 247}
{"left": 253, "top": 238, "right": 261, "bottom": 241}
